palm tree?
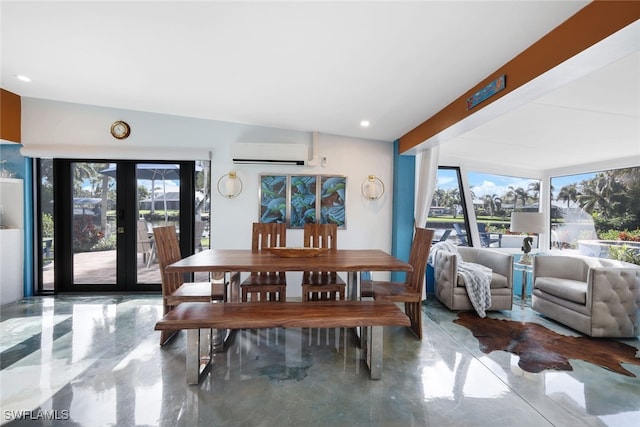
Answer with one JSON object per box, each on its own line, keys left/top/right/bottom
{"left": 482, "top": 194, "right": 502, "bottom": 217}
{"left": 513, "top": 187, "right": 528, "bottom": 209}
{"left": 72, "top": 163, "right": 98, "bottom": 196}
{"left": 432, "top": 188, "right": 447, "bottom": 207}
{"left": 505, "top": 186, "right": 517, "bottom": 208}
{"left": 577, "top": 173, "right": 624, "bottom": 219}
{"left": 578, "top": 186, "right": 607, "bottom": 216}
{"left": 194, "top": 160, "right": 210, "bottom": 217}
{"left": 528, "top": 182, "right": 540, "bottom": 200}
{"left": 557, "top": 184, "right": 578, "bottom": 209}
{"left": 492, "top": 194, "right": 503, "bottom": 215}
{"left": 447, "top": 188, "right": 461, "bottom": 218}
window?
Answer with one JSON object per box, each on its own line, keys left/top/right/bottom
{"left": 466, "top": 171, "right": 541, "bottom": 249}
{"left": 551, "top": 167, "right": 640, "bottom": 263}
{"left": 425, "top": 167, "right": 470, "bottom": 246}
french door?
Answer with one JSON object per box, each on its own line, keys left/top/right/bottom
{"left": 52, "top": 159, "right": 196, "bottom": 292}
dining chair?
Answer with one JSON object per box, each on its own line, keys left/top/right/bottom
{"left": 240, "top": 222, "right": 287, "bottom": 302}
{"left": 301, "top": 223, "right": 346, "bottom": 301}
{"left": 360, "top": 227, "right": 434, "bottom": 339}
{"left": 137, "top": 220, "right": 154, "bottom": 267}
{"left": 153, "top": 225, "right": 227, "bottom": 345}
{"left": 194, "top": 220, "right": 206, "bottom": 252}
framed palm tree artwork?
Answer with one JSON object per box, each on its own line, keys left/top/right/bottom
{"left": 259, "top": 175, "right": 287, "bottom": 223}
{"left": 259, "top": 174, "right": 347, "bottom": 229}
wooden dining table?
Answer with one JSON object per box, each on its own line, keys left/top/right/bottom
{"left": 166, "top": 248, "right": 413, "bottom": 302}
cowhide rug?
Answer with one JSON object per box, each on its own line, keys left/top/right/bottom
{"left": 454, "top": 312, "right": 640, "bottom": 377}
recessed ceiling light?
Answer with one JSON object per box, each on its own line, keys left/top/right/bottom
{"left": 360, "top": 120, "right": 370, "bottom": 128}
{"left": 16, "top": 75, "right": 32, "bottom": 82}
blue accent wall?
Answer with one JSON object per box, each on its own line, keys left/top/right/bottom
{"left": 0, "top": 143, "right": 31, "bottom": 298}
{"left": 391, "top": 140, "right": 415, "bottom": 282}
{"left": 23, "top": 156, "right": 33, "bottom": 297}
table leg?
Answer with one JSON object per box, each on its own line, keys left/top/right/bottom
{"left": 186, "top": 329, "right": 212, "bottom": 385}
{"left": 521, "top": 269, "right": 527, "bottom": 306}
{"left": 348, "top": 270, "right": 369, "bottom": 342}
{"left": 362, "top": 325, "right": 383, "bottom": 380}
{"left": 347, "top": 271, "right": 359, "bottom": 301}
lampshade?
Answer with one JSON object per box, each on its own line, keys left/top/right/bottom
{"left": 510, "top": 212, "right": 545, "bottom": 234}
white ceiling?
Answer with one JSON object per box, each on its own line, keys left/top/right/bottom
{"left": 1, "top": 1, "right": 638, "bottom": 173}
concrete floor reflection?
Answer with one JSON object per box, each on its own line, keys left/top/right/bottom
{"left": 1, "top": 295, "right": 638, "bottom": 426}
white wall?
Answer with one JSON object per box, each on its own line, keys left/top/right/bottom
{"left": 20, "top": 98, "right": 395, "bottom": 297}
{"left": 211, "top": 133, "right": 394, "bottom": 295}
{"left": 210, "top": 133, "right": 393, "bottom": 251}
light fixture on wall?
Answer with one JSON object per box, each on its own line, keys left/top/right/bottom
{"left": 361, "top": 175, "right": 384, "bottom": 201}
{"left": 510, "top": 212, "right": 545, "bottom": 264}
{"left": 217, "top": 171, "right": 243, "bottom": 199}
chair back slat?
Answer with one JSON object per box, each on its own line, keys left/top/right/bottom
{"left": 153, "top": 225, "right": 185, "bottom": 297}
{"left": 405, "top": 228, "right": 435, "bottom": 293}
{"left": 252, "top": 222, "right": 287, "bottom": 250}
{"left": 303, "top": 223, "right": 337, "bottom": 251}
{"left": 303, "top": 223, "right": 338, "bottom": 281}
{"left": 251, "top": 223, "right": 286, "bottom": 279}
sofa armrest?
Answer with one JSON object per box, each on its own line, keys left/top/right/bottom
{"left": 586, "top": 267, "right": 640, "bottom": 337}
{"left": 434, "top": 250, "right": 458, "bottom": 289}
{"left": 587, "top": 267, "right": 640, "bottom": 306}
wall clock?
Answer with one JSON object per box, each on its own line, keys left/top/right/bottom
{"left": 110, "top": 121, "right": 130, "bottom": 139}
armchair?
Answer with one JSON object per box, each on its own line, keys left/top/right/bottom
{"left": 532, "top": 255, "right": 640, "bottom": 337}
{"left": 433, "top": 246, "right": 513, "bottom": 311}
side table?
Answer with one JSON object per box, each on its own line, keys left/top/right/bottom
{"left": 513, "top": 261, "right": 533, "bottom": 305}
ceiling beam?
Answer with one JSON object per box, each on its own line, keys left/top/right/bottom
{"left": 398, "top": 1, "right": 640, "bottom": 154}
{"left": 0, "top": 89, "right": 21, "bottom": 143}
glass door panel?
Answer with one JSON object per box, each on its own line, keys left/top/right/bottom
{"left": 71, "top": 161, "right": 117, "bottom": 284}
{"left": 136, "top": 164, "right": 180, "bottom": 284}
{"left": 39, "top": 158, "right": 55, "bottom": 292}
{"left": 49, "top": 159, "right": 197, "bottom": 292}
{"left": 194, "top": 161, "right": 210, "bottom": 282}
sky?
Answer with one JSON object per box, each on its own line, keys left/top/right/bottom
{"left": 436, "top": 169, "right": 598, "bottom": 201}
{"left": 467, "top": 172, "right": 537, "bottom": 199}
{"left": 550, "top": 172, "right": 597, "bottom": 196}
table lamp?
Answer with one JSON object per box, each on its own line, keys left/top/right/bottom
{"left": 510, "top": 212, "right": 545, "bottom": 264}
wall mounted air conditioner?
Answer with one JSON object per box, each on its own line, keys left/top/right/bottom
{"left": 231, "top": 142, "right": 308, "bottom": 166}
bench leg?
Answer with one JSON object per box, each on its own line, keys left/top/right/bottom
{"left": 186, "top": 329, "right": 213, "bottom": 385}
{"left": 362, "top": 325, "right": 383, "bottom": 380}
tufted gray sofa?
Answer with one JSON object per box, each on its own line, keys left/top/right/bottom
{"left": 532, "top": 255, "right": 640, "bottom": 337}
{"left": 434, "top": 247, "right": 514, "bottom": 311}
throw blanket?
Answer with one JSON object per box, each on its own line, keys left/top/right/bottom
{"left": 430, "top": 241, "right": 492, "bottom": 317}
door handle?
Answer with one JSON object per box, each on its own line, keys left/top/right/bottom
{"left": 117, "top": 227, "right": 125, "bottom": 234}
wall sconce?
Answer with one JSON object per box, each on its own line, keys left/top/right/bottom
{"left": 217, "top": 171, "right": 243, "bottom": 199}
{"left": 361, "top": 175, "right": 384, "bottom": 200}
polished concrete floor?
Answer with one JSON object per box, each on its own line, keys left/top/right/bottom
{"left": 1, "top": 295, "right": 639, "bottom": 427}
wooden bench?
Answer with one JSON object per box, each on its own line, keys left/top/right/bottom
{"left": 155, "top": 300, "right": 410, "bottom": 384}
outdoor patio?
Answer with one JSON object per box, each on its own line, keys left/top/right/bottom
{"left": 43, "top": 250, "right": 211, "bottom": 290}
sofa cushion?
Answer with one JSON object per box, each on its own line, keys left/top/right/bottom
{"left": 490, "top": 273, "right": 509, "bottom": 289}
{"left": 535, "top": 277, "right": 587, "bottom": 305}
{"left": 457, "top": 272, "right": 508, "bottom": 289}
